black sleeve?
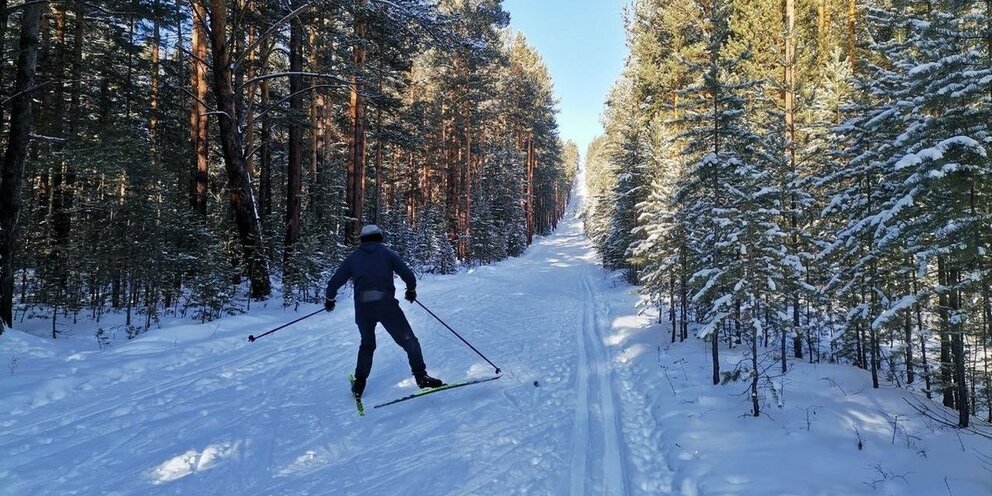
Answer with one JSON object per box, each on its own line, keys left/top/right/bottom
{"left": 389, "top": 249, "right": 416, "bottom": 290}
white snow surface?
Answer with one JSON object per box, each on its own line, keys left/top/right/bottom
{"left": 2, "top": 201, "right": 992, "bottom": 495}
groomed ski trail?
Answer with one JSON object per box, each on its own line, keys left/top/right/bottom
{"left": 1, "top": 194, "right": 666, "bottom": 495}
{"left": 568, "top": 265, "right": 629, "bottom": 496}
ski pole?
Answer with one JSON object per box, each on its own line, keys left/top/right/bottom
{"left": 415, "top": 300, "right": 502, "bottom": 375}
{"left": 247, "top": 308, "right": 324, "bottom": 343}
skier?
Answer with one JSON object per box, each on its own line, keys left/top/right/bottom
{"left": 325, "top": 224, "right": 444, "bottom": 399}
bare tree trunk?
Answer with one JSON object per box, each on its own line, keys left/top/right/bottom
{"left": 0, "top": 1, "right": 44, "bottom": 330}
{"left": 47, "top": 2, "right": 72, "bottom": 301}
{"left": 373, "top": 71, "right": 383, "bottom": 225}
{"left": 259, "top": 42, "right": 273, "bottom": 220}
{"left": 785, "top": 0, "right": 802, "bottom": 362}
{"left": 309, "top": 28, "right": 326, "bottom": 223}
{"left": 680, "top": 247, "right": 688, "bottom": 341}
{"left": 670, "top": 271, "right": 677, "bottom": 343}
{"left": 190, "top": 0, "right": 209, "bottom": 215}
{"left": 463, "top": 106, "right": 472, "bottom": 256}
{"left": 207, "top": 0, "right": 271, "bottom": 298}
{"left": 948, "top": 267, "right": 969, "bottom": 427}
{"left": 150, "top": 0, "right": 161, "bottom": 168}
{"left": 526, "top": 134, "right": 534, "bottom": 244}
{"left": 914, "top": 269, "right": 932, "bottom": 398}
{"left": 938, "top": 257, "right": 954, "bottom": 408}
{"left": 284, "top": 14, "right": 304, "bottom": 273}
{"left": 346, "top": 0, "right": 368, "bottom": 244}
{"left": 984, "top": 293, "right": 991, "bottom": 423}
{"left": 904, "top": 264, "right": 914, "bottom": 384}
{"left": 0, "top": 0, "right": 8, "bottom": 126}
{"left": 710, "top": 78, "right": 721, "bottom": 385}
{"left": 749, "top": 306, "right": 759, "bottom": 417}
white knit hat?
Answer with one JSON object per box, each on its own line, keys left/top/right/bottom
{"left": 359, "top": 224, "right": 383, "bottom": 237}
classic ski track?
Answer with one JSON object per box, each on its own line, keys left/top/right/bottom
{"left": 568, "top": 270, "right": 593, "bottom": 495}
{"left": 582, "top": 269, "right": 629, "bottom": 496}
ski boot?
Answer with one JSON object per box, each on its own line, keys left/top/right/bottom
{"left": 351, "top": 376, "right": 366, "bottom": 398}
{"left": 415, "top": 373, "right": 444, "bottom": 389}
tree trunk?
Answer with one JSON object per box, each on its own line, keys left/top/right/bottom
{"left": 670, "top": 270, "right": 677, "bottom": 343}
{"left": 948, "top": 267, "right": 969, "bottom": 427}
{"left": 904, "top": 266, "right": 914, "bottom": 384}
{"left": 463, "top": 106, "right": 472, "bottom": 256}
{"left": 0, "top": 1, "right": 44, "bottom": 330}
{"left": 345, "top": 0, "right": 369, "bottom": 244}
{"left": 259, "top": 43, "right": 273, "bottom": 220}
{"left": 150, "top": 0, "right": 161, "bottom": 168}
{"left": 938, "top": 258, "right": 954, "bottom": 408}
{"left": 984, "top": 293, "right": 991, "bottom": 423}
{"left": 914, "top": 269, "right": 931, "bottom": 398}
{"left": 750, "top": 307, "right": 759, "bottom": 417}
{"left": 207, "top": 0, "right": 271, "bottom": 298}
{"left": 526, "top": 134, "right": 535, "bottom": 245}
{"left": 190, "top": 0, "right": 209, "bottom": 215}
{"left": 785, "top": 0, "right": 803, "bottom": 362}
{"left": 0, "top": 0, "right": 8, "bottom": 126}
{"left": 680, "top": 247, "right": 688, "bottom": 341}
{"left": 284, "top": 14, "right": 304, "bottom": 273}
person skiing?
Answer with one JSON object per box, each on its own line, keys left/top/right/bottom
{"left": 325, "top": 224, "right": 444, "bottom": 399}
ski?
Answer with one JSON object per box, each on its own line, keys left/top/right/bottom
{"left": 371, "top": 375, "right": 501, "bottom": 409}
{"left": 349, "top": 374, "right": 365, "bottom": 416}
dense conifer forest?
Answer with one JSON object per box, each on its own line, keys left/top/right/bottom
{"left": 586, "top": 0, "right": 992, "bottom": 427}
{"left": 0, "top": 0, "right": 577, "bottom": 330}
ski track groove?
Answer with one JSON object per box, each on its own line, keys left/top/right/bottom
{"left": 576, "top": 266, "right": 630, "bottom": 496}
{"left": 568, "top": 270, "right": 592, "bottom": 496}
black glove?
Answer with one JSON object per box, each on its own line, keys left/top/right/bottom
{"left": 324, "top": 298, "right": 336, "bottom": 312}
{"left": 404, "top": 289, "right": 417, "bottom": 303}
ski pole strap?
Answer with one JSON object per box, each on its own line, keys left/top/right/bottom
{"left": 415, "top": 300, "right": 501, "bottom": 375}
{"left": 248, "top": 308, "right": 324, "bottom": 343}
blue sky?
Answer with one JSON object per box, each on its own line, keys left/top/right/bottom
{"left": 503, "top": 0, "right": 629, "bottom": 155}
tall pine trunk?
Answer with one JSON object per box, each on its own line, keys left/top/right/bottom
{"left": 284, "top": 14, "right": 304, "bottom": 275}
{"left": 948, "top": 267, "right": 968, "bottom": 427}
{"left": 0, "top": 1, "right": 44, "bottom": 329}
{"left": 0, "top": 0, "right": 7, "bottom": 127}
{"left": 904, "top": 265, "right": 914, "bottom": 384}
{"left": 150, "top": 0, "right": 160, "bottom": 168}
{"left": 785, "top": 0, "right": 802, "bottom": 363}
{"left": 207, "top": 0, "right": 271, "bottom": 298}
{"left": 190, "top": 0, "right": 209, "bottom": 215}
{"left": 526, "top": 134, "right": 535, "bottom": 244}
{"left": 346, "top": 0, "right": 368, "bottom": 244}
{"left": 938, "top": 257, "right": 954, "bottom": 408}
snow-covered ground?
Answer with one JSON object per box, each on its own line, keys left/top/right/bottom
{"left": 2, "top": 197, "right": 991, "bottom": 495}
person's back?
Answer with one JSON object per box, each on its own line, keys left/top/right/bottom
{"left": 324, "top": 224, "right": 442, "bottom": 398}
{"left": 333, "top": 241, "right": 416, "bottom": 304}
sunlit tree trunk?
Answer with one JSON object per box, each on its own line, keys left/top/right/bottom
{"left": 346, "top": 0, "right": 368, "bottom": 243}
{"left": 190, "top": 0, "right": 209, "bottom": 215}
{"left": 207, "top": 0, "right": 271, "bottom": 298}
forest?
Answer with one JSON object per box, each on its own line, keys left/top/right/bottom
{"left": 585, "top": 0, "right": 992, "bottom": 428}
{"left": 0, "top": 0, "right": 577, "bottom": 332}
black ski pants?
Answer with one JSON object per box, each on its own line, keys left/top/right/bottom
{"left": 354, "top": 298, "right": 426, "bottom": 380}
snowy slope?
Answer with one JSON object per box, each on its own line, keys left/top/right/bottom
{"left": 2, "top": 193, "right": 991, "bottom": 495}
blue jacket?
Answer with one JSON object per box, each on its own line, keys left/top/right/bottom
{"left": 325, "top": 242, "right": 417, "bottom": 303}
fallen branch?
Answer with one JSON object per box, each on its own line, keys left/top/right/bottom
{"left": 902, "top": 398, "right": 992, "bottom": 440}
